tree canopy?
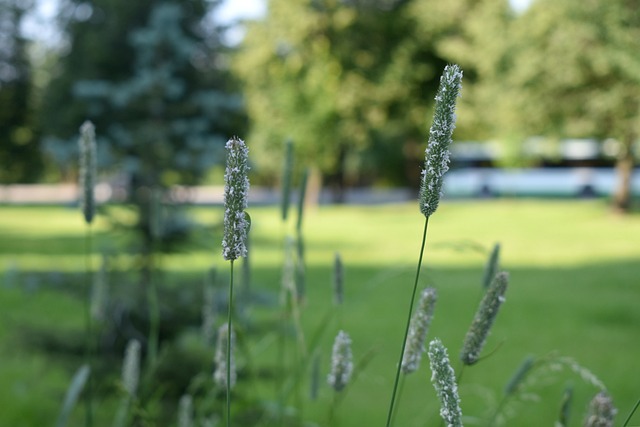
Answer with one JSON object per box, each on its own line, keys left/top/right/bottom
{"left": 0, "top": 0, "right": 43, "bottom": 183}
{"left": 41, "top": 0, "right": 245, "bottom": 187}
{"left": 234, "top": 0, "right": 470, "bottom": 195}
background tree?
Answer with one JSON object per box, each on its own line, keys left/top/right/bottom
{"left": 41, "top": 0, "right": 245, "bottom": 282}
{"left": 235, "top": 0, "right": 473, "bottom": 199}
{"left": 450, "top": 0, "right": 639, "bottom": 210}
{"left": 0, "top": 0, "right": 43, "bottom": 183}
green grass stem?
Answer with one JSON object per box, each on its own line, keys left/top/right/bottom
{"left": 622, "top": 398, "right": 640, "bottom": 427}
{"left": 385, "top": 216, "right": 429, "bottom": 427}
{"left": 84, "top": 226, "right": 93, "bottom": 427}
{"left": 227, "top": 259, "right": 235, "bottom": 427}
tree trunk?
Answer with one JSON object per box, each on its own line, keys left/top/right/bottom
{"left": 612, "top": 134, "right": 635, "bottom": 213}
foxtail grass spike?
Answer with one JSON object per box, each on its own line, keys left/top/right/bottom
{"left": 202, "top": 280, "right": 216, "bottom": 346}
{"left": 122, "top": 339, "right": 141, "bottom": 397}
{"left": 428, "top": 339, "right": 463, "bottom": 427}
{"left": 401, "top": 287, "right": 437, "bottom": 374}
{"left": 333, "top": 252, "right": 344, "bottom": 305}
{"left": 419, "top": 64, "right": 463, "bottom": 218}
{"left": 281, "top": 139, "right": 294, "bottom": 221}
{"left": 178, "top": 394, "right": 194, "bottom": 427}
{"left": 482, "top": 243, "right": 501, "bottom": 289}
{"left": 79, "top": 121, "right": 97, "bottom": 224}
{"left": 56, "top": 364, "right": 90, "bottom": 427}
{"left": 282, "top": 235, "right": 296, "bottom": 296}
{"left": 327, "top": 330, "right": 353, "bottom": 392}
{"left": 504, "top": 355, "right": 535, "bottom": 395}
{"left": 214, "top": 323, "right": 236, "bottom": 390}
{"left": 90, "top": 254, "right": 109, "bottom": 321}
{"left": 584, "top": 391, "right": 617, "bottom": 427}
{"left": 222, "top": 137, "right": 250, "bottom": 261}
{"left": 461, "top": 271, "right": 509, "bottom": 365}
{"left": 558, "top": 384, "right": 574, "bottom": 427}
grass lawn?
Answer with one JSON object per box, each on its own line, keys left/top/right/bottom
{"left": 0, "top": 199, "right": 638, "bottom": 426}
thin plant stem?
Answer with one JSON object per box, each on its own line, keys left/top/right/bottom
{"left": 386, "top": 216, "right": 430, "bottom": 427}
{"left": 389, "top": 375, "right": 406, "bottom": 427}
{"left": 227, "top": 260, "right": 235, "bottom": 427}
{"left": 84, "top": 225, "right": 94, "bottom": 427}
{"left": 622, "top": 398, "right": 640, "bottom": 427}
{"left": 488, "top": 396, "right": 507, "bottom": 427}
{"left": 147, "top": 243, "right": 160, "bottom": 367}
{"left": 329, "top": 390, "right": 340, "bottom": 427}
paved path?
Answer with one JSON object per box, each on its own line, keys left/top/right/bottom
{"left": 0, "top": 184, "right": 414, "bottom": 205}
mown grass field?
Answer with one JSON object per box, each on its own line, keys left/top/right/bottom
{"left": 0, "top": 199, "right": 638, "bottom": 426}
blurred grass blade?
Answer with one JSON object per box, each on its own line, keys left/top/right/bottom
{"left": 482, "top": 242, "right": 501, "bottom": 289}
{"left": 622, "top": 398, "right": 640, "bottom": 427}
{"left": 296, "top": 168, "right": 309, "bottom": 233}
{"left": 281, "top": 139, "right": 294, "bottom": 222}
{"left": 557, "top": 384, "right": 573, "bottom": 427}
{"left": 504, "top": 355, "right": 535, "bottom": 395}
{"left": 56, "top": 364, "right": 90, "bottom": 427}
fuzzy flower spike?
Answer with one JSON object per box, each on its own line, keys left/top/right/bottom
{"left": 79, "top": 120, "right": 97, "bottom": 224}
{"left": 460, "top": 271, "right": 509, "bottom": 365}
{"left": 419, "top": 64, "right": 463, "bottom": 218}
{"left": 222, "top": 137, "right": 250, "bottom": 261}
{"left": 401, "top": 287, "right": 437, "bottom": 374}
{"left": 428, "top": 339, "right": 463, "bottom": 427}
{"left": 584, "top": 391, "right": 617, "bottom": 427}
{"left": 327, "top": 330, "right": 353, "bottom": 392}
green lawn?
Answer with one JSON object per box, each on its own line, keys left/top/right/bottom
{"left": 0, "top": 200, "right": 639, "bottom": 426}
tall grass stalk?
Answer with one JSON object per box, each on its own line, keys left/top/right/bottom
{"left": 622, "top": 398, "right": 640, "bottom": 427}
{"left": 227, "top": 262, "right": 234, "bottom": 425}
{"left": 386, "top": 64, "right": 462, "bottom": 427}
{"left": 276, "top": 139, "right": 296, "bottom": 425}
{"left": 222, "top": 136, "right": 250, "bottom": 427}
{"left": 147, "top": 187, "right": 163, "bottom": 367}
{"left": 79, "top": 120, "right": 96, "bottom": 427}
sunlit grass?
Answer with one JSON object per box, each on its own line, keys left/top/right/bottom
{"left": 0, "top": 200, "right": 639, "bottom": 426}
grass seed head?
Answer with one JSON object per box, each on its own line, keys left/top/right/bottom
{"left": 402, "top": 287, "right": 437, "bottom": 374}
{"left": 333, "top": 252, "right": 344, "bottom": 306}
{"left": 327, "top": 330, "right": 353, "bottom": 392}
{"left": 178, "top": 394, "right": 194, "bottom": 427}
{"left": 78, "top": 121, "right": 97, "bottom": 224}
{"left": 584, "top": 391, "right": 617, "bottom": 427}
{"left": 122, "top": 339, "right": 141, "bottom": 397}
{"left": 461, "top": 271, "right": 509, "bottom": 365}
{"left": 222, "top": 137, "right": 250, "bottom": 261}
{"left": 428, "top": 338, "right": 463, "bottom": 427}
{"left": 419, "top": 64, "right": 463, "bottom": 218}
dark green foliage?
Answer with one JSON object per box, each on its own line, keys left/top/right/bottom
{"left": 41, "top": 0, "right": 246, "bottom": 275}
{"left": 235, "top": 0, "right": 459, "bottom": 192}
{"left": 0, "top": 0, "right": 43, "bottom": 183}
